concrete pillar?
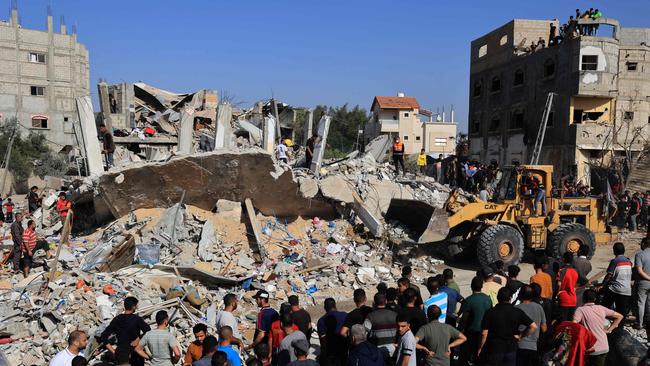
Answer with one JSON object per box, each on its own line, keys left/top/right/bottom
{"left": 263, "top": 115, "right": 276, "bottom": 154}
{"left": 60, "top": 16, "right": 66, "bottom": 35}
{"left": 178, "top": 107, "right": 195, "bottom": 155}
{"left": 97, "top": 82, "right": 113, "bottom": 131}
{"left": 214, "top": 103, "right": 232, "bottom": 150}
{"left": 309, "top": 116, "right": 331, "bottom": 175}
{"left": 47, "top": 15, "right": 53, "bottom": 33}
{"left": 10, "top": 9, "right": 17, "bottom": 27}
{"left": 75, "top": 96, "right": 104, "bottom": 176}
{"left": 303, "top": 109, "right": 313, "bottom": 143}
{"left": 272, "top": 99, "right": 282, "bottom": 139}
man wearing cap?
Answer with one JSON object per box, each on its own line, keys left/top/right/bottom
{"left": 251, "top": 290, "right": 279, "bottom": 351}
{"left": 480, "top": 267, "right": 503, "bottom": 306}
{"left": 286, "top": 339, "right": 318, "bottom": 366}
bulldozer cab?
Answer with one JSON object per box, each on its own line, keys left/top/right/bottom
{"left": 497, "top": 165, "right": 553, "bottom": 208}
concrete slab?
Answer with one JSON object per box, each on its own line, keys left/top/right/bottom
{"left": 95, "top": 149, "right": 335, "bottom": 219}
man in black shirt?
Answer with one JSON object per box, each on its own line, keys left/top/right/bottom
{"left": 10, "top": 213, "right": 23, "bottom": 273}
{"left": 27, "top": 186, "right": 40, "bottom": 213}
{"left": 478, "top": 287, "right": 537, "bottom": 366}
{"left": 98, "top": 296, "right": 151, "bottom": 366}
{"left": 506, "top": 265, "right": 524, "bottom": 296}
{"left": 340, "top": 289, "right": 372, "bottom": 338}
{"left": 397, "top": 288, "right": 428, "bottom": 335}
{"left": 304, "top": 133, "right": 319, "bottom": 169}
{"left": 288, "top": 295, "right": 312, "bottom": 341}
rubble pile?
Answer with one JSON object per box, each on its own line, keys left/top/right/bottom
{"left": 0, "top": 182, "right": 442, "bottom": 364}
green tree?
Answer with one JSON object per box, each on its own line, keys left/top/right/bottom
{"left": 0, "top": 119, "right": 57, "bottom": 190}
{"left": 309, "top": 104, "right": 368, "bottom": 158}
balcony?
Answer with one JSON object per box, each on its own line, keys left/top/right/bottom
{"left": 378, "top": 119, "right": 399, "bottom": 133}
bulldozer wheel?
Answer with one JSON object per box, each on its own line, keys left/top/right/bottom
{"left": 477, "top": 224, "right": 524, "bottom": 268}
{"left": 548, "top": 223, "right": 596, "bottom": 259}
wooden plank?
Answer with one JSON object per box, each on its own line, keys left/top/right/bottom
{"left": 42, "top": 210, "right": 73, "bottom": 292}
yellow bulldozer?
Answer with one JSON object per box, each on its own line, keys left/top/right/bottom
{"left": 387, "top": 165, "right": 617, "bottom": 267}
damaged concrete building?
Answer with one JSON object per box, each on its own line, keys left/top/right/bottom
{"left": 0, "top": 6, "right": 90, "bottom": 150}
{"left": 468, "top": 17, "right": 650, "bottom": 185}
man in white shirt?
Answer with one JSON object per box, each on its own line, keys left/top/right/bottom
{"left": 49, "top": 330, "right": 87, "bottom": 366}
{"left": 276, "top": 140, "right": 289, "bottom": 163}
{"left": 215, "top": 293, "right": 244, "bottom": 348}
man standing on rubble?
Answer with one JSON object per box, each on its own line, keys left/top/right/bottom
{"left": 49, "top": 330, "right": 88, "bottom": 366}
{"left": 276, "top": 139, "right": 289, "bottom": 164}
{"left": 10, "top": 212, "right": 23, "bottom": 273}
{"left": 250, "top": 290, "right": 279, "bottom": 352}
{"left": 99, "top": 124, "right": 116, "bottom": 169}
{"left": 56, "top": 192, "right": 72, "bottom": 225}
{"left": 27, "top": 186, "right": 40, "bottom": 214}
{"left": 21, "top": 219, "right": 52, "bottom": 276}
{"left": 98, "top": 296, "right": 151, "bottom": 366}
{"left": 392, "top": 136, "right": 406, "bottom": 176}
{"left": 305, "top": 133, "right": 319, "bottom": 169}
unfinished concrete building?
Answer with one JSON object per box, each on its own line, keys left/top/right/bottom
{"left": 468, "top": 17, "right": 650, "bottom": 185}
{"left": 0, "top": 6, "right": 90, "bottom": 151}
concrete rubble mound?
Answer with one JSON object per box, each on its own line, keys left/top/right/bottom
{"left": 0, "top": 147, "right": 459, "bottom": 364}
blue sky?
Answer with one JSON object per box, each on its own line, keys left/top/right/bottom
{"left": 11, "top": 1, "right": 649, "bottom": 131}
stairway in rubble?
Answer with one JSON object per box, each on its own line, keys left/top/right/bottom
{"left": 627, "top": 155, "right": 650, "bottom": 193}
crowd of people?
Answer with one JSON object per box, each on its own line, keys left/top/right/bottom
{"left": 524, "top": 8, "right": 605, "bottom": 54}
{"left": 45, "top": 236, "right": 650, "bottom": 366}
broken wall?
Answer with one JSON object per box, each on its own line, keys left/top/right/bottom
{"left": 96, "top": 149, "right": 335, "bottom": 219}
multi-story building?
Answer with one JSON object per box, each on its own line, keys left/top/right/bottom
{"left": 0, "top": 6, "right": 90, "bottom": 151}
{"left": 468, "top": 17, "right": 649, "bottom": 185}
{"left": 365, "top": 93, "right": 457, "bottom": 155}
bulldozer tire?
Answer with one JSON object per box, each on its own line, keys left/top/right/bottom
{"left": 548, "top": 223, "right": 596, "bottom": 259}
{"left": 477, "top": 224, "right": 524, "bottom": 268}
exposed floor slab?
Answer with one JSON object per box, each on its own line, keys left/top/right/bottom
{"left": 96, "top": 149, "right": 335, "bottom": 218}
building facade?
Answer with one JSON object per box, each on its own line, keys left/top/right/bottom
{"left": 468, "top": 17, "right": 649, "bottom": 185}
{"left": 365, "top": 94, "right": 457, "bottom": 155}
{"left": 0, "top": 7, "right": 90, "bottom": 151}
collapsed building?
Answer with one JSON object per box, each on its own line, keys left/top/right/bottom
{"left": 468, "top": 17, "right": 650, "bottom": 187}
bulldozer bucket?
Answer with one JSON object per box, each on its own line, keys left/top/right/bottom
{"left": 385, "top": 198, "right": 450, "bottom": 243}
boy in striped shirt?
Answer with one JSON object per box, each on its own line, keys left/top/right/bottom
{"left": 21, "top": 219, "right": 51, "bottom": 276}
{"left": 423, "top": 276, "right": 448, "bottom": 323}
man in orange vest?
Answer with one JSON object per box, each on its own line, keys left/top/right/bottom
{"left": 392, "top": 137, "right": 406, "bottom": 176}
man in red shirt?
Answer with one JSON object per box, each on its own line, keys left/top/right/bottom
{"left": 56, "top": 192, "right": 71, "bottom": 224}
{"left": 21, "top": 219, "right": 51, "bottom": 276}
{"left": 557, "top": 252, "right": 579, "bottom": 321}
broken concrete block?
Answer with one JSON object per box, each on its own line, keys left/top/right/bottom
{"left": 298, "top": 177, "right": 318, "bottom": 199}
{"left": 319, "top": 175, "right": 354, "bottom": 204}
{"left": 215, "top": 199, "right": 242, "bottom": 220}
{"left": 198, "top": 220, "right": 217, "bottom": 262}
